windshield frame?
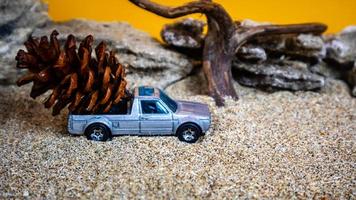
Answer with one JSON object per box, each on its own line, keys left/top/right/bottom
{"left": 159, "top": 89, "right": 178, "bottom": 113}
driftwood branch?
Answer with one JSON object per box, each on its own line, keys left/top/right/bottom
{"left": 129, "top": 0, "right": 327, "bottom": 106}
{"left": 232, "top": 23, "right": 327, "bottom": 53}
{"left": 129, "top": 0, "right": 235, "bottom": 37}
{"left": 129, "top": 0, "right": 207, "bottom": 18}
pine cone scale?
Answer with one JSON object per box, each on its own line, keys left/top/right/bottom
{"left": 100, "top": 84, "right": 113, "bottom": 105}
{"left": 16, "top": 73, "right": 36, "bottom": 86}
{"left": 30, "top": 83, "right": 51, "bottom": 99}
{"left": 15, "top": 50, "right": 38, "bottom": 70}
{"left": 64, "top": 73, "right": 78, "bottom": 98}
{"left": 83, "top": 68, "right": 95, "bottom": 93}
{"left": 87, "top": 91, "right": 99, "bottom": 111}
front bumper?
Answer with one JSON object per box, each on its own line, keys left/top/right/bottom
{"left": 200, "top": 118, "right": 211, "bottom": 133}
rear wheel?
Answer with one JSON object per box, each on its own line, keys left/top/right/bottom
{"left": 176, "top": 123, "right": 201, "bottom": 143}
{"left": 85, "top": 123, "right": 111, "bottom": 142}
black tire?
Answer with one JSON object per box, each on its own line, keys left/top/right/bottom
{"left": 176, "top": 123, "right": 201, "bottom": 143}
{"left": 85, "top": 123, "right": 111, "bottom": 142}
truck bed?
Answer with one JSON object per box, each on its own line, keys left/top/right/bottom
{"left": 71, "top": 99, "right": 132, "bottom": 115}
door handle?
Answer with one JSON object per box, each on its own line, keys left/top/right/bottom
{"left": 141, "top": 117, "right": 149, "bottom": 120}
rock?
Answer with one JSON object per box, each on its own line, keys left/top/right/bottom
{"left": 240, "top": 19, "right": 271, "bottom": 27}
{"left": 237, "top": 45, "right": 267, "bottom": 62}
{"left": 231, "top": 20, "right": 326, "bottom": 91}
{"left": 325, "top": 26, "right": 356, "bottom": 67}
{"left": 0, "top": 0, "right": 49, "bottom": 84}
{"left": 2, "top": 19, "right": 194, "bottom": 88}
{"left": 346, "top": 64, "right": 356, "bottom": 96}
{"left": 310, "top": 62, "right": 344, "bottom": 79}
{"left": 0, "top": 0, "right": 48, "bottom": 31}
{"left": 0, "top": 27, "right": 36, "bottom": 85}
{"left": 323, "top": 26, "right": 356, "bottom": 96}
{"left": 239, "top": 20, "right": 326, "bottom": 63}
{"left": 320, "top": 79, "right": 351, "bottom": 97}
{"left": 253, "top": 34, "right": 325, "bottom": 63}
{"left": 232, "top": 60, "right": 325, "bottom": 91}
{"left": 161, "top": 18, "right": 205, "bottom": 49}
{"left": 292, "top": 34, "right": 325, "bottom": 51}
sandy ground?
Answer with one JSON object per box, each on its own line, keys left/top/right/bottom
{"left": 0, "top": 74, "right": 355, "bottom": 199}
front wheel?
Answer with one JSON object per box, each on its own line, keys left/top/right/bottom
{"left": 176, "top": 123, "right": 201, "bottom": 143}
{"left": 85, "top": 123, "right": 111, "bottom": 142}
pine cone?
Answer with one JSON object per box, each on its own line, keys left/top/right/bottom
{"left": 15, "top": 30, "right": 130, "bottom": 116}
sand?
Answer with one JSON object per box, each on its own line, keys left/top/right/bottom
{"left": 0, "top": 75, "right": 355, "bottom": 199}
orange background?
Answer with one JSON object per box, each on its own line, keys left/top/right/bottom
{"left": 45, "top": 0, "right": 356, "bottom": 38}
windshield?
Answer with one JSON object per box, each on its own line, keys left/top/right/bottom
{"left": 160, "top": 89, "right": 178, "bottom": 112}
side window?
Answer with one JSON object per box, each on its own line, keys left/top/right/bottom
{"left": 141, "top": 100, "right": 168, "bottom": 114}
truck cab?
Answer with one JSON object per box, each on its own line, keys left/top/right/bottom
{"left": 68, "top": 86, "right": 211, "bottom": 143}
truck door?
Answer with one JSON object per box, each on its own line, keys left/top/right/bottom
{"left": 139, "top": 100, "right": 173, "bottom": 135}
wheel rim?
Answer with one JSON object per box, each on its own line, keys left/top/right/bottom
{"left": 182, "top": 128, "right": 196, "bottom": 141}
{"left": 90, "top": 128, "right": 104, "bottom": 141}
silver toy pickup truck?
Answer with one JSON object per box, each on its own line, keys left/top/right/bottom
{"left": 68, "top": 86, "right": 211, "bottom": 143}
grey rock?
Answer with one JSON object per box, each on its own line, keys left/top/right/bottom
{"left": 32, "top": 20, "right": 194, "bottom": 89}
{"left": 240, "top": 19, "right": 326, "bottom": 61}
{"left": 0, "top": 28, "right": 32, "bottom": 84}
{"left": 0, "top": 0, "right": 49, "bottom": 84}
{"left": 310, "top": 62, "right": 344, "bottom": 79}
{"left": 319, "top": 78, "right": 351, "bottom": 97}
{"left": 161, "top": 18, "right": 205, "bottom": 49}
{"left": 232, "top": 20, "right": 326, "bottom": 91}
{"left": 323, "top": 26, "right": 356, "bottom": 96}
{"left": 325, "top": 26, "right": 356, "bottom": 67}
{"left": 346, "top": 64, "right": 356, "bottom": 96}
{"left": 237, "top": 45, "right": 267, "bottom": 62}
{"left": 233, "top": 60, "right": 325, "bottom": 91}
{"left": 254, "top": 34, "right": 325, "bottom": 62}
{"left": 0, "top": 0, "right": 48, "bottom": 37}
{"left": 292, "top": 34, "right": 325, "bottom": 51}
{"left": 240, "top": 19, "right": 271, "bottom": 27}
{"left": 240, "top": 19, "right": 325, "bottom": 61}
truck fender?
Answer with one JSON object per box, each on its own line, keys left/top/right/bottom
{"left": 84, "top": 116, "right": 112, "bottom": 132}
{"left": 174, "top": 117, "right": 203, "bottom": 134}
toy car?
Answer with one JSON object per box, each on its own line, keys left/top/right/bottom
{"left": 67, "top": 86, "right": 211, "bottom": 143}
